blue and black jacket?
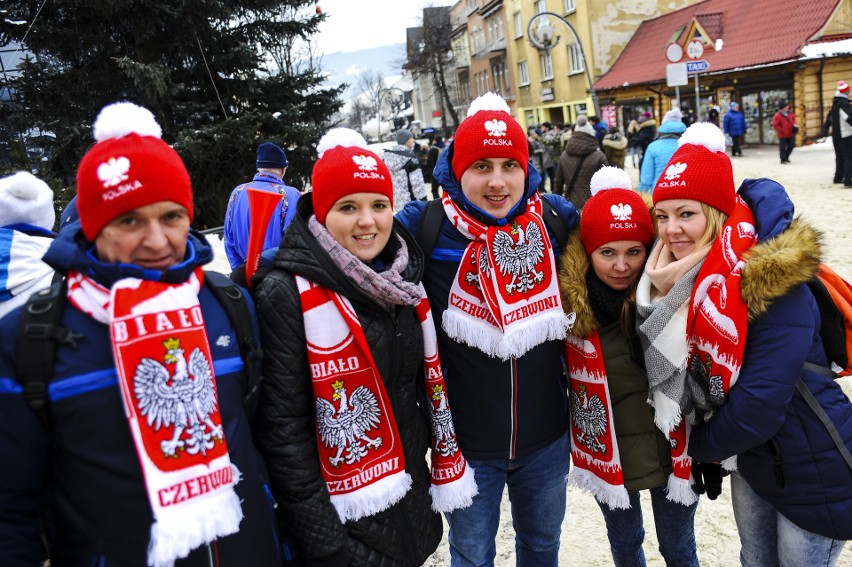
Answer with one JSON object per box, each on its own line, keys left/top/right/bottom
{"left": 396, "top": 145, "right": 580, "bottom": 460}
{"left": 0, "top": 226, "right": 283, "bottom": 566}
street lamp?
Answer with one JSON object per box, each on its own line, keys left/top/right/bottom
{"left": 376, "top": 87, "right": 405, "bottom": 143}
{"left": 527, "top": 12, "right": 599, "bottom": 118}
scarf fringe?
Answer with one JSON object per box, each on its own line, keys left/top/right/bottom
{"left": 146, "top": 485, "right": 243, "bottom": 567}
{"left": 651, "top": 392, "right": 683, "bottom": 436}
{"left": 330, "top": 471, "right": 412, "bottom": 522}
{"left": 666, "top": 472, "right": 698, "bottom": 506}
{"left": 722, "top": 455, "right": 738, "bottom": 471}
{"left": 567, "top": 467, "right": 631, "bottom": 510}
{"left": 430, "top": 465, "right": 477, "bottom": 512}
{"left": 443, "top": 309, "right": 569, "bottom": 360}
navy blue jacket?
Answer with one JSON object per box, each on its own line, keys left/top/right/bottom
{"left": 396, "top": 145, "right": 579, "bottom": 460}
{"left": 689, "top": 178, "right": 852, "bottom": 540}
{"left": 0, "top": 227, "right": 282, "bottom": 565}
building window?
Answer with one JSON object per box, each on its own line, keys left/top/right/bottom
{"left": 540, "top": 52, "right": 554, "bottom": 80}
{"left": 564, "top": 0, "right": 576, "bottom": 13}
{"left": 535, "top": 0, "right": 546, "bottom": 14}
{"left": 458, "top": 71, "right": 471, "bottom": 103}
{"left": 513, "top": 11, "right": 523, "bottom": 38}
{"left": 518, "top": 60, "right": 530, "bottom": 86}
{"left": 567, "top": 42, "right": 584, "bottom": 74}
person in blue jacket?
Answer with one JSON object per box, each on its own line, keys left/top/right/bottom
{"left": 722, "top": 101, "right": 747, "bottom": 157}
{"left": 0, "top": 102, "right": 283, "bottom": 566}
{"left": 396, "top": 92, "right": 579, "bottom": 567}
{"left": 223, "top": 142, "right": 301, "bottom": 270}
{"left": 637, "top": 109, "right": 686, "bottom": 192}
{"left": 637, "top": 122, "right": 851, "bottom": 566}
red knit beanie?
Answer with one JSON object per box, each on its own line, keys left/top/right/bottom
{"left": 838, "top": 80, "right": 851, "bottom": 95}
{"left": 76, "top": 102, "right": 193, "bottom": 241}
{"left": 311, "top": 128, "right": 394, "bottom": 224}
{"left": 581, "top": 167, "right": 654, "bottom": 254}
{"left": 451, "top": 92, "right": 528, "bottom": 181}
{"left": 652, "top": 122, "right": 736, "bottom": 215}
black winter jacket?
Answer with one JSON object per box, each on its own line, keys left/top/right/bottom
{"left": 253, "top": 197, "right": 442, "bottom": 567}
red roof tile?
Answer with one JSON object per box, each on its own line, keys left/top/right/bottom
{"left": 594, "top": 0, "right": 841, "bottom": 91}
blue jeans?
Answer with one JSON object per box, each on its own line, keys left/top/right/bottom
{"left": 597, "top": 485, "right": 699, "bottom": 567}
{"left": 445, "top": 433, "right": 570, "bottom": 567}
{"left": 731, "top": 472, "right": 846, "bottom": 566}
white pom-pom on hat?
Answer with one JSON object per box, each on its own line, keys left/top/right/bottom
{"left": 317, "top": 128, "right": 368, "bottom": 158}
{"left": 92, "top": 102, "right": 162, "bottom": 142}
{"left": 466, "top": 91, "right": 511, "bottom": 117}
{"left": 0, "top": 171, "right": 55, "bottom": 230}
{"left": 678, "top": 122, "right": 726, "bottom": 153}
{"left": 590, "top": 166, "right": 633, "bottom": 196}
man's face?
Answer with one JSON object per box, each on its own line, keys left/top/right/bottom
{"left": 460, "top": 157, "right": 526, "bottom": 219}
{"left": 95, "top": 201, "right": 190, "bottom": 270}
{"left": 405, "top": 137, "right": 415, "bottom": 149}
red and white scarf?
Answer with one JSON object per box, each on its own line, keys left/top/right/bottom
{"left": 687, "top": 197, "right": 756, "bottom": 412}
{"left": 67, "top": 268, "right": 242, "bottom": 567}
{"left": 296, "top": 275, "right": 476, "bottom": 522}
{"left": 564, "top": 332, "right": 693, "bottom": 507}
{"left": 442, "top": 193, "right": 570, "bottom": 359}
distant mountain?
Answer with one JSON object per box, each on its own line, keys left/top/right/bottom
{"left": 318, "top": 43, "right": 408, "bottom": 99}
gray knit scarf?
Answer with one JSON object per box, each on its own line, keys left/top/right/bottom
{"left": 308, "top": 215, "right": 422, "bottom": 309}
{"left": 635, "top": 260, "right": 704, "bottom": 433}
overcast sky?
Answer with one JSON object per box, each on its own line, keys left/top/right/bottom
{"left": 315, "top": 0, "right": 453, "bottom": 55}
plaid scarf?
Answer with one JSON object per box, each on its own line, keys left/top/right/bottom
{"left": 67, "top": 268, "right": 242, "bottom": 567}
{"left": 299, "top": 221, "right": 476, "bottom": 522}
{"left": 441, "top": 193, "right": 569, "bottom": 359}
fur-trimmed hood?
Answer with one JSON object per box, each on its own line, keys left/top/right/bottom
{"left": 559, "top": 178, "right": 823, "bottom": 334}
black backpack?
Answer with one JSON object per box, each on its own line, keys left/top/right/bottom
{"left": 16, "top": 270, "right": 263, "bottom": 430}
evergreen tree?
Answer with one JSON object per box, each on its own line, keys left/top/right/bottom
{"left": 0, "top": 0, "right": 343, "bottom": 228}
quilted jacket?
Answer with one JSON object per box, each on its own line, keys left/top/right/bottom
{"left": 688, "top": 178, "right": 852, "bottom": 540}
{"left": 253, "top": 197, "right": 442, "bottom": 566}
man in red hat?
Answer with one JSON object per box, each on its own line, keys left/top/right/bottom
{"left": 397, "top": 92, "right": 580, "bottom": 566}
{"left": 822, "top": 80, "right": 852, "bottom": 186}
{"left": 0, "top": 102, "right": 287, "bottom": 566}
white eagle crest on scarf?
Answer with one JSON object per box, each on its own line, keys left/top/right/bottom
{"left": 430, "top": 384, "right": 459, "bottom": 457}
{"left": 134, "top": 337, "right": 223, "bottom": 457}
{"left": 316, "top": 379, "right": 383, "bottom": 467}
{"left": 493, "top": 220, "right": 546, "bottom": 294}
{"left": 570, "top": 383, "right": 608, "bottom": 453}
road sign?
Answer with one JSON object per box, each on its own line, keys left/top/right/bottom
{"left": 665, "top": 42, "right": 683, "bottom": 63}
{"left": 687, "top": 39, "right": 705, "bottom": 59}
{"left": 666, "top": 63, "right": 688, "bottom": 87}
{"left": 686, "top": 59, "right": 710, "bottom": 73}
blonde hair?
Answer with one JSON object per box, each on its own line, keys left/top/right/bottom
{"left": 696, "top": 203, "right": 728, "bottom": 249}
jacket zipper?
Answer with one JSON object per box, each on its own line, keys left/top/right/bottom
{"left": 510, "top": 357, "right": 518, "bottom": 459}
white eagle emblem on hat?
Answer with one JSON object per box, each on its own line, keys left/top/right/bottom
{"left": 484, "top": 118, "right": 507, "bottom": 137}
{"left": 352, "top": 154, "right": 378, "bottom": 171}
{"left": 610, "top": 203, "right": 632, "bottom": 221}
{"left": 97, "top": 156, "right": 131, "bottom": 188}
{"left": 664, "top": 162, "right": 687, "bottom": 181}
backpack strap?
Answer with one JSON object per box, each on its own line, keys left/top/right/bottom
{"left": 203, "top": 271, "right": 264, "bottom": 421}
{"left": 417, "top": 199, "right": 446, "bottom": 273}
{"left": 17, "top": 275, "right": 82, "bottom": 430}
{"left": 796, "top": 379, "right": 852, "bottom": 472}
{"left": 540, "top": 198, "right": 569, "bottom": 251}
